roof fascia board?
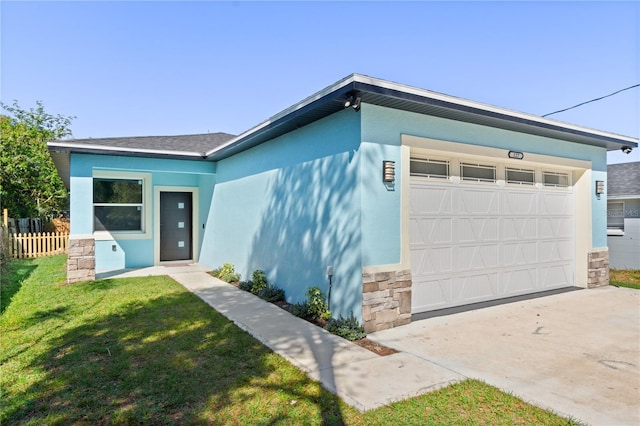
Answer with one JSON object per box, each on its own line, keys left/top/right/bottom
{"left": 351, "top": 77, "right": 638, "bottom": 148}
{"left": 205, "top": 73, "right": 637, "bottom": 161}
{"left": 48, "top": 141, "right": 205, "bottom": 160}
{"left": 205, "top": 74, "right": 358, "bottom": 158}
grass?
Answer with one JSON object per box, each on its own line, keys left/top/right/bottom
{"left": 610, "top": 269, "right": 640, "bottom": 290}
{"left": 1, "top": 255, "right": 578, "bottom": 425}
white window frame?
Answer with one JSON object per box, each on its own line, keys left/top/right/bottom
{"left": 409, "top": 158, "right": 450, "bottom": 179}
{"left": 505, "top": 167, "right": 535, "bottom": 185}
{"left": 93, "top": 171, "right": 152, "bottom": 240}
{"left": 607, "top": 201, "right": 625, "bottom": 236}
{"left": 542, "top": 171, "right": 570, "bottom": 188}
{"left": 460, "top": 162, "right": 497, "bottom": 183}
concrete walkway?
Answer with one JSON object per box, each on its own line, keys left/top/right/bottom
{"left": 168, "top": 270, "right": 463, "bottom": 412}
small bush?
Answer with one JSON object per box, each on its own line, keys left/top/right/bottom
{"left": 290, "top": 301, "right": 311, "bottom": 320}
{"left": 306, "top": 286, "right": 330, "bottom": 320}
{"left": 326, "top": 313, "right": 366, "bottom": 341}
{"left": 217, "top": 263, "right": 241, "bottom": 283}
{"left": 257, "top": 284, "right": 285, "bottom": 302}
{"left": 238, "top": 281, "right": 253, "bottom": 292}
{"left": 251, "top": 270, "right": 268, "bottom": 294}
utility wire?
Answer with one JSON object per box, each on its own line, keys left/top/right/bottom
{"left": 542, "top": 84, "right": 639, "bottom": 117}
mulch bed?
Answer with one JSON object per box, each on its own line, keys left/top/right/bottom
{"left": 271, "top": 300, "right": 398, "bottom": 356}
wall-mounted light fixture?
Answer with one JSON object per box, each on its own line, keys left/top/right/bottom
{"left": 383, "top": 160, "right": 395, "bottom": 183}
{"left": 595, "top": 180, "right": 605, "bottom": 196}
{"left": 344, "top": 93, "right": 361, "bottom": 111}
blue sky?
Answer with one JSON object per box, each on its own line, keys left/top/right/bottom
{"left": 1, "top": 1, "right": 638, "bottom": 163}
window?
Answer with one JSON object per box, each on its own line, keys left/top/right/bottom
{"left": 410, "top": 158, "right": 449, "bottom": 179}
{"left": 460, "top": 162, "right": 496, "bottom": 182}
{"left": 94, "top": 178, "right": 144, "bottom": 232}
{"left": 607, "top": 202, "right": 625, "bottom": 236}
{"left": 505, "top": 167, "right": 535, "bottom": 185}
{"left": 543, "top": 171, "right": 569, "bottom": 187}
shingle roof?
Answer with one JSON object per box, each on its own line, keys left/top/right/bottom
{"left": 57, "top": 132, "right": 236, "bottom": 155}
{"left": 608, "top": 162, "right": 640, "bottom": 197}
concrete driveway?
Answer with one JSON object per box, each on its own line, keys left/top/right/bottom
{"left": 368, "top": 286, "right": 640, "bottom": 425}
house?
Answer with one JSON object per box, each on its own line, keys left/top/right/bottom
{"left": 607, "top": 162, "right": 640, "bottom": 269}
{"left": 48, "top": 74, "right": 639, "bottom": 332}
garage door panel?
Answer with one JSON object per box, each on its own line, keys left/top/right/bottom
{"left": 457, "top": 244, "right": 499, "bottom": 270}
{"left": 502, "top": 241, "right": 538, "bottom": 266}
{"left": 458, "top": 217, "right": 498, "bottom": 242}
{"left": 539, "top": 239, "right": 573, "bottom": 262}
{"left": 540, "top": 192, "right": 574, "bottom": 215}
{"left": 502, "top": 268, "right": 538, "bottom": 294}
{"left": 412, "top": 276, "right": 452, "bottom": 311}
{"left": 540, "top": 264, "right": 573, "bottom": 287}
{"left": 457, "top": 189, "right": 499, "bottom": 214}
{"left": 411, "top": 181, "right": 575, "bottom": 314}
{"left": 410, "top": 186, "right": 452, "bottom": 214}
{"left": 502, "top": 191, "right": 538, "bottom": 215}
{"left": 455, "top": 272, "right": 499, "bottom": 302}
{"left": 539, "top": 217, "right": 573, "bottom": 239}
{"left": 411, "top": 246, "right": 452, "bottom": 275}
{"left": 502, "top": 217, "right": 538, "bottom": 240}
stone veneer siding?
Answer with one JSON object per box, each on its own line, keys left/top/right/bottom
{"left": 587, "top": 249, "right": 609, "bottom": 288}
{"left": 67, "top": 236, "right": 95, "bottom": 283}
{"left": 362, "top": 270, "right": 412, "bottom": 333}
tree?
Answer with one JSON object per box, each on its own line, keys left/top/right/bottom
{"left": 0, "top": 101, "right": 74, "bottom": 218}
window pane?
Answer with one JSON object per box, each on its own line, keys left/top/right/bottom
{"left": 410, "top": 159, "right": 449, "bottom": 178}
{"left": 94, "top": 179, "right": 142, "bottom": 203}
{"left": 607, "top": 202, "right": 624, "bottom": 230}
{"left": 461, "top": 163, "right": 496, "bottom": 182}
{"left": 543, "top": 172, "right": 569, "bottom": 187}
{"left": 506, "top": 168, "right": 535, "bottom": 185}
{"left": 95, "top": 206, "right": 142, "bottom": 231}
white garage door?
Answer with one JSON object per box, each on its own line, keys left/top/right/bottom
{"left": 410, "top": 179, "right": 575, "bottom": 313}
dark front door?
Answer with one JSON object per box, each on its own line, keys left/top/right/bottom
{"left": 160, "top": 192, "right": 193, "bottom": 261}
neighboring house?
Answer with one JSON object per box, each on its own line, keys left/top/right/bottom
{"left": 607, "top": 162, "right": 640, "bottom": 269}
{"left": 48, "top": 74, "right": 639, "bottom": 332}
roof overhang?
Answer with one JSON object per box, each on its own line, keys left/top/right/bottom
{"left": 206, "top": 74, "right": 638, "bottom": 161}
{"left": 47, "top": 142, "right": 206, "bottom": 189}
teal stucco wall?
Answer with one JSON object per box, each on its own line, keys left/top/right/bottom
{"left": 69, "top": 153, "right": 216, "bottom": 271}
{"left": 200, "top": 109, "right": 365, "bottom": 319}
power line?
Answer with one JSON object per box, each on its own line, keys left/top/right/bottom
{"left": 542, "top": 84, "right": 639, "bottom": 117}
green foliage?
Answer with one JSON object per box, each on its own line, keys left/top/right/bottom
{"left": 0, "top": 101, "right": 74, "bottom": 217}
{"left": 290, "top": 301, "right": 311, "bottom": 320}
{"left": 250, "top": 269, "right": 268, "bottom": 294}
{"left": 325, "top": 313, "right": 366, "bottom": 341}
{"left": 238, "top": 280, "right": 253, "bottom": 292}
{"left": 305, "top": 286, "right": 330, "bottom": 320}
{"left": 257, "top": 285, "right": 285, "bottom": 303}
{"left": 215, "top": 263, "right": 241, "bottom": 283}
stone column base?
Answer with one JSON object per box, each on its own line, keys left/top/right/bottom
{"left": 587, "top": 249, "right": 609, "bottom": 288}
{"left": 362, "top": 270, "right": 412, "bottom": 333}
{"left": 67, "top": 236, "right": 96, "bottom": 283}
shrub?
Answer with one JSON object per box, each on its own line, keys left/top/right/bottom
{"left": 326, "top": 313, "right": 366, "bottom": 341}
{"left": 305, "top": 286, "right": 330, "bottom": 320}
{"left": 290, "top": 301, "right": 311, "bottom": 320}
{"left": 257, "top": 284, "right": 285, "bottom": 302}
{"left": 238, "top": 281, "right": 253, "bottom": 292}
{"left": 250, "top": 270, "right": 268, "bottom": 294}
{"left": 0, "top": 231, "right": 10, "bottom": 271}
{"left": 215, "top": 263, "right": 241, "bottom": 283}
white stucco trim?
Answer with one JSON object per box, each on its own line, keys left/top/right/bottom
{"left": 92, "top": 170, "right": 152, "bottom": 240}
{"left": 153, "top": 186, "right": 200, "bottom": 266}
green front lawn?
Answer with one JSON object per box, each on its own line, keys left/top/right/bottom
{"left": 1, "top": 255, "right": 577, "bottom": 425}
{"left": 610, "top": 269, "right": 640, "bottom": 290}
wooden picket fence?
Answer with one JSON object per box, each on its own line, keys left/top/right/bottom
{"left": 6, "top": 232, "right": 69, "bottom": 259}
